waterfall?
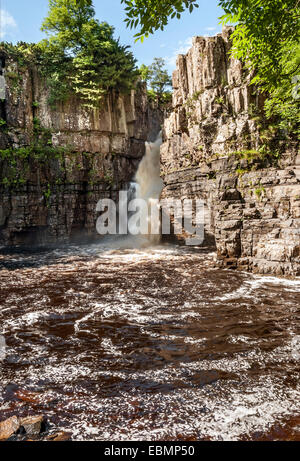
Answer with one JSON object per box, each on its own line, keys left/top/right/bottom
{"left": 135, "top": 133, "right": 163, "bottom": 204}
{"left": 130, "top": 132, "right": 164, "bottom": 245}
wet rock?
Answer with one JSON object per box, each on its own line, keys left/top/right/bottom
{"left": 19, "top": 415, "right": 45, "bottom": 436}
{"left": 0, "top": 415, "right": 48, "bottom": 441}
{"left": 46, "top": 432, "right": 72, "bottom": 442}
{"left": 0, "top": 416, "right": 20, "bottom": 441}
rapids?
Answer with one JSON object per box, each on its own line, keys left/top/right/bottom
{"left": 0, "top": 241, "right": 299, "bottom": 441}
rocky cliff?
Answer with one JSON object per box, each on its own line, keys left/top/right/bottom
{"left": 0, "top": 54, "right": 162, "bottom": 246}
{"left": 161, "top": 28, "right": 300, "bottom": 276}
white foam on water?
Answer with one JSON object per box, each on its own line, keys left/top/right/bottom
{"left": 101, "top": 338, "right": 123, "bottom": 357}
{"left": 0, "top": 241, "right": 299, "bottom": 440}
{"left": 56, "top": 372, "right": 300, "bottom": 441}
{"left": 214, "top": 273, "right": 300, "bottom": 302}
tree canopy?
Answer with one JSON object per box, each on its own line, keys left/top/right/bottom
{"left": 39, "top": 0, "right": 139, "bottom": 108}
{"left": 140, "top": 58, "right": 172, "bottom": 101}
{"left": 121, "top": 0, "right": 199, "bottom": 41}
{"left": 220, "top": 0, "right": 300, "bottom": 135}
{"left": 41, "top": 0, "right": 95, "bottom": 52}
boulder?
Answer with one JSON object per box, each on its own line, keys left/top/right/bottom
{"left": 0, "top": 416, "right": 20, "bottom": 441}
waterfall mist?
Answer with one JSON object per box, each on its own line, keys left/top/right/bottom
{"left": 95, "top": 133, "right": 164, "bottom": 250}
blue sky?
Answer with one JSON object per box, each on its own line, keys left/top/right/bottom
{"left": 0, "top": 0, "right": 223, "bottom": 72}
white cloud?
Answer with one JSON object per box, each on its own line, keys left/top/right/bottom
{"left": 0, "top": 9, "right": 17, "bottom": 39}
{"left": 205, "top": 26, "right": 217, "bottom": 31}
{"left": 164, "top": 37, "right": 193, "bottom": 69}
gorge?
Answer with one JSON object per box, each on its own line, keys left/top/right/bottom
{"left": 0, "top": 28, "right": 299, "bottom": 276}
{"left": 0, "top": 27, "right": 299, "bottom": 442}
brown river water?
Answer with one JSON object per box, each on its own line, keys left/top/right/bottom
{"left": 0, "top": 240, "right": 299, "bottom": 441}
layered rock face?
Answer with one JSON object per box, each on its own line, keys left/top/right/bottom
{"left": 161, "top": 28, "right": 300, "bottom": 276}
{"left": 0, "top": 56, "right": 161, "bottom": 245}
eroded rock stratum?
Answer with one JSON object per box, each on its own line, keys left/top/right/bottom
{"left": 0, "top": 52, "right": 162, "bottom": 245}
{"left": 161, "top": 27, "right": 300, "bottom": 276}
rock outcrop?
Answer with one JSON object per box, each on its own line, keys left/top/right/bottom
{"left": 0, "top": 55, "right": 162, "bottom": 246}
{"left": 0, "top": 414, "right": 71, "bottom": 441}
{"left": 161, "top": 28, "right": 300, "bottom": 276}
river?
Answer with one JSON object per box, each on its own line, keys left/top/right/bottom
{"left": 0, "top": 241, "right": 299, "bottom": 440}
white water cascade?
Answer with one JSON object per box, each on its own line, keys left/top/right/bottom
{"left": 135, "top": 133, "right": 163, "bottom": 203}
{"left": 130, "top": 133, "right": 164, "bottom": 245}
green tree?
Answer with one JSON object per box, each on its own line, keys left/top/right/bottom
{"left": 40, "top": 0, "right": 139, "bottom": 108}
{"left": 139, "top": 63, "right": 152, "bottom": 84}
{"left": 140, "top": 58, "right": 172, "bottom": 102}
{"left": 41, "top": 0, "right": 96, "bottom": 53}
{"left": 219, "top": 0, "right": 300, "bottom": 135}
